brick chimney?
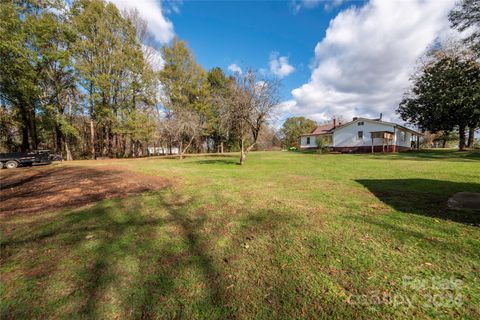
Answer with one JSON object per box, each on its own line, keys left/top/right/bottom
{"left": 333, "top": 117, "right": 336, "bottom": 127}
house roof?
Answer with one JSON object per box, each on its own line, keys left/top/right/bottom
{"left": 300, "top": 123, "right": 334, "bottom": 136}
{"left": 339, "top": 118, "right": 423, "bottom": 136}
{"left": 300, "top": 117, "right": 423, "bottom": 137}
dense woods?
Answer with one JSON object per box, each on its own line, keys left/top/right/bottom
{"left": 0, "top": 0, "right": 280, "bottom": 163}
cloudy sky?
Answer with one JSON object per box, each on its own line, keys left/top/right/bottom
{"left": 110, "top": 0, "right": 458, "bottom": 124}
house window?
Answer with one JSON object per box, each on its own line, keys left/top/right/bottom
{"left": 401, "top": 131, "right": 407, "bottom": 142}
{"left": 358, "top": 121, "right": 364, "bottom": 126}
{"left": 357, "top": 131, "right": 363, "bottom": 139}
{"left": 306, "top": 137, "right": 310, "bottom": 145}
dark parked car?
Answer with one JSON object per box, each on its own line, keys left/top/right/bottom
{"left": 0, "top": 150, "right": 62, "bottom": 169}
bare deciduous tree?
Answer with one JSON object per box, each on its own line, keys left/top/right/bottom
{"left": 159, "top": 108, "right": 203, "bottom": 159}
{"left": 221, "top": 70, "right": 280, "bottom": 165}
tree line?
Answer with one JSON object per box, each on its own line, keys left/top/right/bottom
{"left": 0, "top": 0, "right": 280, "bottom": 164}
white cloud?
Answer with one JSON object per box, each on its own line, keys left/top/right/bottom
{"left": 285, "top": 0, "right": 456, "bottom": 123}
{"left": 292, "top": 0, "right": 344, "bottom": 13}
{"left": 228, "top": 63, "right": 243, "bottom": 74}
{"left": 324, "top": 0, "right": 345, "bottom": 11}
{"left": 110, "top": 0, "right": 174, "bottom": 43}
{"left": 269, "top": 52, "right": 295, "bottom": 78}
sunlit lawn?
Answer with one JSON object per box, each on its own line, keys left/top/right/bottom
{"left": 1, "top": 150, "right": 479, "bottom": 319}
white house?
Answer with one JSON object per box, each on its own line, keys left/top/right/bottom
{"left": 147, "top": 146, "right": 179, "bottom": 155}
{"left": 300, "top": 117, "right": 422, "bottom": 152}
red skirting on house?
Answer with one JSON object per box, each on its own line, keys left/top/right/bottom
{"left": 332, "top": 145, "right": 411, "bottom": 153}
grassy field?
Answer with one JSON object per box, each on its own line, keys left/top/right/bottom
{"left": 1, "top": 150, "right": 479, "bottom": 319}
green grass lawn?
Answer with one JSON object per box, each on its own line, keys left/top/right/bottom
{"left": 1, "top": 150, "right": 479, "bottom": 319}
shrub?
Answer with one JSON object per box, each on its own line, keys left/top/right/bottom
{"left": 315, "top": 136, "right": 330, "bottom": 154}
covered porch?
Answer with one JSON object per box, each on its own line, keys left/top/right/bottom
{"left": 369, "top": 130, "right": 421, "bottom": 153}
{"left": 370, "top": 131, "right": 395, "bottom": 153}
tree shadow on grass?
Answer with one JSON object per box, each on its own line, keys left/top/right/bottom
{"left": 356, "top": 179, "right": 480, "bottom": 225}
{"left": 366, "top": 150, "right": 480, "bottom": 162}
{"left": 194, "top": 159, "right": 239, "bottom": 165}
{"left": 0, "top": 191, "right": 232, "bottom": 319}
{"left": 131, "top": 197, "right": 232, "bottom": 319}
{"left": 346, "top": 213, "right": 479, "bottom": 259}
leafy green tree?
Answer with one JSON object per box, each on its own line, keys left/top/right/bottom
{"left": 159, "top": 39, "right": 211, "bottom": 157}
{"left": 1, "top": 0, "right": 78, "bottom": 154}
{"left": 31, "top": 3, "right": 79, "bottom": 159}
{"left": 281, "top": 117, "right": 317, "bottom": 148}
{"left": 159, "top": 39, "right": 210, "bottom": 114}
{"left": 0, "top": 104, "right": 20, "bottom": 152}
{"left": 1, "top": 0, "right": 160, "bottom": 158}
{"left": 207, "top": 67, "right": 234, "bottom": 153}
{"left": 0, "top": 1, "right": 42, "bottom": 150}
{"left": 398, "top": 55, "right": 480, "bottom": 150}
{"left": 435, "top": 130, "right": 460, "bottom": 148}
{"left": 72, "top": 0, "right": 155, "bottom": 158}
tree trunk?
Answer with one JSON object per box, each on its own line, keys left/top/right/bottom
{"left": 239, "top": 138, "right": 246, "bottom": 165}
{"left": 90, "top": 119, "right": 95, "bottom": 159}
{"left": 114, "top": 133, "right": 119, "bottom": 157}
{"left": 129, "top": 136, "right": 134, "bottom": 157}
{"left": 19, "top": 105, "right": 29, "bottom": 151}
{"left": 106, "top": 127, "right": 111, "bottom": 157}
{"left": 220, "top": 141, "right": 224, "bottom": 154}
{"left": 459, "top": 126, "right": 466, "bottom": 151}
{"left": 89, "top": 83, "right": 95, "bottom": 159}
{"left": 179, "top": 140, "right": 183, "bottom": 160}
{"left": 467, "top": 126, "right": 475, "bottom": 148}
{"left": 122, "top": 136, "right": 127, "bottom": 157}
{"left": 64, "top": 139, "right": 73, "bottom": 161}
{"left": 29, "top": 108, "right": 38, "bottom": 150}
{"left": 181, "top": 135, "right": 196, "bottom": 159}
{"left": 55, "top": 125, "right": 63, "bottom": 153}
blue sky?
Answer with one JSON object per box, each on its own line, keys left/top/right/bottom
{"left": 170, "top": 1, "right": 355, "bottom": 101}
{"left": 112, "top": 0, "right": 458, "bottom": 125}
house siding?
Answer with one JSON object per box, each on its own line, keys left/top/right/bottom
{"left": 300, "top": 136, "right": 313, "bottom": 148}
{"left": 333, "top": 121, "right": 394, "bottom": 148}
{"left": 300, "top": 135, "right": 333, "bottom": 149}
{"left": 299, "top": 119, "right": 418, "bottom": 152}
{"left": 395, "top": 128, "right": 413, "bottom": 148}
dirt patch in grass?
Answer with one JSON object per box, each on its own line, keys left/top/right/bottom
{"left": 0, "top": 165, "right": 171, "bottom": 216}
